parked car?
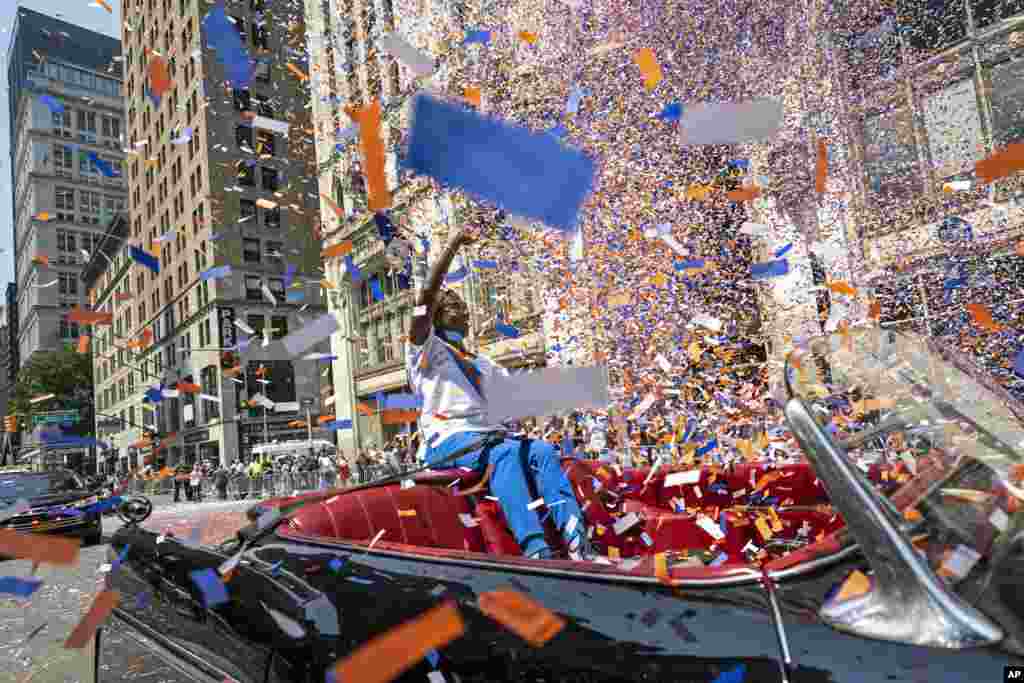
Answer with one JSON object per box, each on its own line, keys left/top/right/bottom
{"left": 0, "top": 467, "right": 103, "bottom": 547}
{"left": 99, "top": 328, "right": 1024, "bottom": 682}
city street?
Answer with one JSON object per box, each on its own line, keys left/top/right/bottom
{"left": 0, "top": 497, "right": 248, "bottom": 683}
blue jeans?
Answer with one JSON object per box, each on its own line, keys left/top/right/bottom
{"left": 427, "top": 431, "right": 585, "bottom": 553}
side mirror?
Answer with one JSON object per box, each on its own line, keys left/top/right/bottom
{"left": 784, "top": 397, "right": 1004, "bottom": 649}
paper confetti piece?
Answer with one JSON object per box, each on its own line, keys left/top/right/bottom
{"left": 286, "top": 63, "right": 309, "bottom": 81}
{"left": 463, "top": 29, "right": 491, "bottom": 45}
{"left": 815, "top": 137, "right": 828, "bottom": 193}
{"left": 404, "top": 94, "right": 595, "bottom": 233}
{"left": 202, "top": 2, "right": 254, "bottom": 87}
{"left": 322, "top": 241, "right": 353, "bottom": 259}
{"left": 281, "top": 313, "right": 340, "bottom": 357}
{"left": 517, "top": 30, "right": 538, "bottom": 44}
{"left": 975, "top": 143, "right": 1024, "bottom": 184}
{"left": 966, "top": 303, "right": 1002, "bottom": 332}
{"left": 377, "top": 32, "right": 436, "bottom": 78}
{"left": 30, "top": 393, "right": 55, "bottom": 404}
{"left": 479, "top": 589, "right": 565, "bottom": 647}
{"left": 147, "top": 54, "right": 171, "bottom": 98}
{"left": 65, "top": 590, "right": 119, "bottom": 649}
{"left": 832, "top": 570, "right": 871, "bottom": 603}
{"left": 0, "top": 576, "right": 43, "bottom": 597}
{"left": 680, "top": 99, "right": 784, "bottom": 146}
{"left": 95, "top": 0, "right": 113, "bottom": 12}
{"left": 827, "top": 281, "right": 857, "bottom": 297}
{"left": 190, "top": 568, "right": 230, "bottom": 607}
{"left": 632, "top": 48, "right": 662, "bottom": 91}
{"left": 726, "top": 186, "right": 760, "bottom": 202}
{"left": 463, "top": 86, "right": 482, "bottom": 108}
{"left": 346, "top": 99, "right": 391, "bottom": 211}
{"left": 328, "top": 602, "right": 464, "bottom": 683}
{"left": 129, "top": 246, "right": 160, "bottom": 273}
{"left": 750, "top": 259, "right": 789, "bottom": 280}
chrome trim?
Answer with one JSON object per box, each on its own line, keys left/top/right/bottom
{"left": 785, "top": 397, "right": 1004, "bottom": 649}
{"left": 264, "top": 533, "right": 862, "bottom": 588}
{"left": 108, "top": 609, "right": 230, "bottom": 683}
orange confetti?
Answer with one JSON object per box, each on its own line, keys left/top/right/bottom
{"left": 35, "top": 212, "right": 50, "bottom": 221}
{"left": 67, "top": 307, "right": 113, "bottom": 326}
{"left": 726, "top": 186, "right": 761, "bottom": 202}
{"left": 966, "top": 303, "right": 1003, "bottom": 332}
{"left": 517, "top": 30, "right": 538, "bottom": 44}
{"left": 345, "top": 99, "right": 392, "bottom": 211}
{"left": 321, "top": 241, "right": 353, "bottom": 259}
{"left": 868, "top": 300, "right": 881, "bottom": 320}
{"left": 1016, "top": 241, "right": 1024, "bottom": 258}
{"left": 77, "top": 336, "right": 90, "bottom": 353}
{"left": 632, "top": 48, "right": 662, "bottom": 91}
{"left": 32, "top": 255, "right": 49, "bottom": 266}
{"left": 65, "top": 590, "right": 120, "bottom": 649}
{"left": 479, "top": 589, "right": 566, "bottom": 647}
{"left": 464, "top": 86, "right": 482, "bottom": 108}
{"left": 176, "top": 382, "right": 201, "bottom": 394}
{"left": 356, "top": 402, "right": 375, "bottom": 416}
{"left": 654, "top": 552, "right": 670, "bottom": 584}
{"left": 827, "top": 280, "right": 857, "bottom": 297}
{"left": 328, "top": 602, "right": 464, "bottom": 683}
{"left": 833, "top": 570, "right": 871, "bottom": 602}
{"left": 286, "top": 63, "right": 309, "bottom": 81}
{"left": 317, "top": 415, "right": 335, "bottom": 424}
{"left": 815, "top": 137, "right": 828, "bottom": 194}
{"left": 0, "top": 528, "right": 80, "bottom": 565}
{"left": 96, "top": 0, "right": 113, "bottom": 12}
{"left": 382, "top": 409, "right": 419, "bottom": 425}
{"left": 147, "top": 55, "right": 171, "bottom": 98}
{"left": 975, "top": 143, "right": 1024, "bottom": 184}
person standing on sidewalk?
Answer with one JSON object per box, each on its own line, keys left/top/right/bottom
{"left": 173, "top": 462, "right": 189, "bottom": 502}
{"left": 190, "top": 462, "right": 203, "bottom": 502}
{"left": 318, "top": 450, "right": 336, "bottom": 489}
{"left": 213, "top": 464, "right": 230, "bottom": 500}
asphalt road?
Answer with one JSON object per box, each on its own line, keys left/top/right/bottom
{"left": 0, "top": 496, "right": 247, "bottom": 683}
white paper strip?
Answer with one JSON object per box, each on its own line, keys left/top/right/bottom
{"left": 664, "top": 469, "right": 701, "bottom": 487}
{"left": 485, "top": 366, "right": 609, "bottom": 424}
{"left": 199, "top": 393, "right": 219, "bottom": 402}
{"left": 680, "top": 98, "right": 784, "bottom": 146}
{"left": 282, "top": 313, "right": 341, "bottom": 357}
{"left": 262, "top": 283, "right": 277, "bottom": 306}
{"left": 234, "top": 319, "right": 255, "bottom": 335}
{"left": 660, "top": 234, "right": 687, "bottom": 257}
{"left": 251, "top": 116, "right": 290, "bottom": 136}
{"left": 697, "top": 515, "right": 726, "bottom": 540}
{"left": 739, "top": 222, "right": 769, "bottom": 236}
{"left": 691, "top": 314, "right": 723, "bottom": 332}
{"left": 378, "top": 32, "right": 436, "bottom": 78}
{"left": 612, "top": 511, "right": 642, "bottom": 535}
{"left": 527, "top": 498, "right": 545, "bottom": 511}
{"left": 162, "top": 389, "right": 181, "bottom": 398}
{"left": 654, "top": 354, "right": 672, "bottom": 374}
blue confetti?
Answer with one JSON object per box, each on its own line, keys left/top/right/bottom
{"left": 129, "top": 246, "right": 160, "bottom": 274}
{"left": 202, "top": 2, "right": 254, "bottom": 88}
{"left": 403, "top": 94, "right": 595, "bottom": 233}
{"left": 135, "top": 591, "right": 151, "bottom": 609}
{"left": 0, "top": 576, "right": 43, "bottom": 597}
{"left": 270, "top": 560, "right": 284, "bottom": 576}
{"left": 657, "top": 101, "right": 683, "bottom": 122}
{"left": 750, "top": 259, "right": 789, "bottom": 280}
{"left": 444, "top": 266, "right": 468, "bottom": 284}
{"left": 1015, "top": 349, "right": 1024, "bottom": 378}
{"left": 325, "top": 419, "right": 352, "bottom": 431}
{"left": 384, "top": 394, "right": 421, "bottom": 409}
{"left": 87, "top": 152, "right": 119, "bottom": 178}
{"left": 674, "top": 259, "right": 705, "bottom": 270}
{"left": 712, "top": 664, "right": 746, "bottom": 683}
{"left": 774, "top": 243, "right": 793, "bottom": 257}
{"left": 200, "top": 265, "right": 232, "bottom": 281}
{"left": 369, "top": 278, "right": 385, "bottom": 302}
{"left": 39, "top": 94, "right": 64, "bottom": 114}
{"left": 495, "top": 322, "right": 520, "bottom": 338}
{"left": 463, "top": 29, "right": 491, "bottom": 45}
{"left": 565, "top": 86, "right": 586, "bottom": 115}
{"left": 425, "top": 649, "right": 440, "bottom": 668}
{"left": 473, "top": 259, "right": 498, "bottom": 269}
{"left": 190, "top": 568, "right": 230, "bottom": 607}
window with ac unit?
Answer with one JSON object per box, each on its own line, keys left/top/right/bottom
{"left": 243, "top": 238, "right": 261, "bottom": 263}
{"left": 52, "top": 144, "right": 73, "bottom": 170}
{"left": 245, "top": 276, "right": 263, "bottom": 301}
{"left": 101, "top": 116, "right": 120, "bottom": 139}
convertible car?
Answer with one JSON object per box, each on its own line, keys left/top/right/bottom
{"left": 100, "top": 328, "right": 1024, "bottom": 682}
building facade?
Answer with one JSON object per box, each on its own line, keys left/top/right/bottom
{"left": 306, "top": 0, "right": 548, "bottom": 455}
{"left": 6, "top": 8, "right": 125, "bottom": 365}
{"left": 88, "top": 0, "right": 328, "bottom": 472}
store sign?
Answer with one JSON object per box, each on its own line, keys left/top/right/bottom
{"left": 184, "top": 429, "right": 210, "bottom": 444}
{"left": 274, "top": 401, "right": 300, "bottom": 413}
{"left": 218, "top": 306, "right": 237, "bottom": 350}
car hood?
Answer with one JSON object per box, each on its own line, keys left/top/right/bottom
{"left": 1, "top": 490, "right": 94, "bottom": 510}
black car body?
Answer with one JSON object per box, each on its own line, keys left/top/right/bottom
{"left": 0, "top": 467, "right": 103, "bottom": 546}
{"left": 100, "top": 329, "right": 1024, "bottom": 682}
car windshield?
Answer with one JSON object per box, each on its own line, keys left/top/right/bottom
{"left": 786, "top": 326, "right": 1024, "bottom": 582}
{"left": 0, "top": 471, "right": 86, "bottom": 501}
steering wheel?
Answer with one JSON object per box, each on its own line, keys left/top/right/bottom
{"left": 117, "top": 496, "right": 154, "bottom": 525}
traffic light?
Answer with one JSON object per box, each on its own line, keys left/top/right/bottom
{"left": 4, "top": 416, "right": 16, "bottom": 433}
{"left": 221, "top": 351, "right": 238, "bottom": 370}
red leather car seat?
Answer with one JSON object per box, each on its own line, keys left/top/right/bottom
{"left": 474, "top": 499, "right": 522, "bottom": 555}
{"left": 286, "top": 484, "right": 487, "bottom": 552}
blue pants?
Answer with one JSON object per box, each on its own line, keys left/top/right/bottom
{"left": 426, "top": 432, "right": 585, "bottom": 553}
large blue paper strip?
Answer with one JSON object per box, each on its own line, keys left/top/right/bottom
{"left": 129, "top": 246, "right": 160, "bottom": 274}
{"left": 202, "top": 2, "right": 254, "bottom": 88}
{"left": 750, "top": 259, "right": 789, "bottom": 280}
{"left": 403, "top": 94, "right": 596, "bottom": 233}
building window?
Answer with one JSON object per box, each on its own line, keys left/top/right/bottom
{"left": 58, "top": 272, "right": 78, "bottom": 296}
{"left": 201, "top": 365, "right": 220, "bottom": 421}
{"left": 265, "top": 241, "right": 282, "bottom": 259}
{"left": 101, "top": 116, "right": 121, "bottom": 139}
{"left": 52, "top": 144, "right": 73, "bottom": 170}
{"left": 862, "top": 104, "right": 919, "bottom": 199}
{"left": 922, "top": 78, "right": 984, "bottom": 186}
{"left": 261, "top": 167, "right": 279, "bottom": 191}
{"left": 270, "top": 315, "right": 287, "bottom": 339}
{"left": 247, "top": 314, "right": 265, "bottom": 338}
{"left": 988, "top": 56, "right": 1024, "bottom": 149}
{"left": 246, "top": 360, "right": 296, "bottom": 404}
{"left": 240, "top": 198, "right": 256, "bottom": 221}
{"left": 268, "top": 278, "right": 285, "bottom": 300}
{"left": 55, "top": 187, "right": 74, "bottom": 210}
{"left": 59, "top": 319, "right": 80, "bottom": 339}
{"left": 77, "top": 110, "right": 97, "bottom": 133}
{"left": 264, "top": 206, "right": 280, "bottom": 228}
{"left": 237, "top": 163, "right": 255, "bottom": 186}
{"left": 233, "top": 88, "right": 251, "bottom": 111}
{"left": 236, "top": 124, "right": 254, "bottom": 150}
{"left": 243, "top": 238, "right": 261, "bottom": 263}
{"left": 245, "top": 276, "right": 262, "bottom": 301}
{"left": 252, "top": 95, "right": 274, "bottom": 118}
{"left": 254, "top": 60, "right": 271, "bottom": 82}
{"left": 52, "top": 109, "right": 72, "bottom": 130}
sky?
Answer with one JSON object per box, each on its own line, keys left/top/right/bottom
{"left": 0, "top": 1, "right": 122, "bottom": 289}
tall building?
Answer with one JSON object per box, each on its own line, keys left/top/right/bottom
{"left": 306, "top": 0, "right": 547, "bottom": 455}
{"left": 832, "top": 0, "right": 1024, "bottom": 402}
{"left": 5, "top": 8, "right": 125, "bottom": 365}
{"left": 88, "top": 0, "right": 327, "bottom": 471}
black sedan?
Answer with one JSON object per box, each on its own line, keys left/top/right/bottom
{"left": 0, "top": 467, "right": 104, "bottom": 546}
{"left": 100, "top": 329, "right": 1024, "bottom": 682}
